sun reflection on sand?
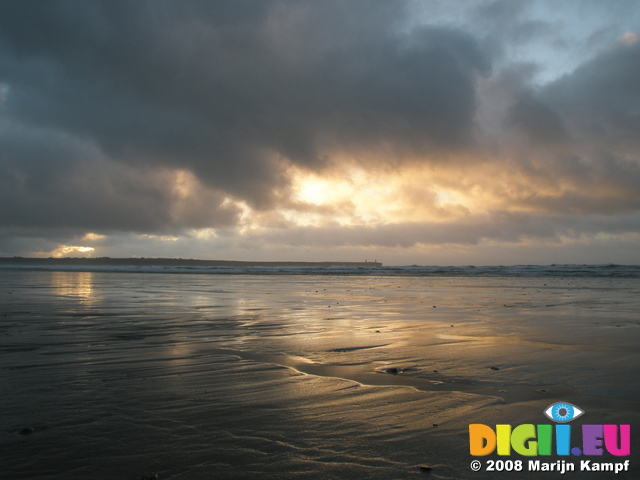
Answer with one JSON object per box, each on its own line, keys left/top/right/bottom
{"left": 50, "top": 271, "right": 95, "bottom": 301}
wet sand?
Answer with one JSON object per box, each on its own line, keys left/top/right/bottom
{"left": 1, "top": 270, "right": 639, "bottom": 479}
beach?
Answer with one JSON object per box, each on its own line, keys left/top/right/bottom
{"left": 1, "top": 269, "right": 639, "bottom": 479}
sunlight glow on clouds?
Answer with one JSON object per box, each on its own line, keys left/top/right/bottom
{"left": 285, "top": 165, "right": 476, "bottom": 228}
{"left": 82, "top": 233, "right": 106, "bottom": 241}
{"left": 50, "top": 245, "right": 95, "bottom": 258}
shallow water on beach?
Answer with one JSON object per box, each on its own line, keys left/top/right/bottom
{"left": 1, "top": 270, "right": 639, "bottom": 479}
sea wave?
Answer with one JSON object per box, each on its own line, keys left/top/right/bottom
{"left": 1, "top": 261, "right": 639, "bottom": 277}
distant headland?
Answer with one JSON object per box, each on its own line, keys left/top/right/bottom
{"left": 0, "top": 257, "right": 383, "bottom": 268}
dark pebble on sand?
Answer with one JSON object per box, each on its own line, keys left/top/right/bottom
{"left": 19, "top": 427, "right": 34, "bottom": 435}
{"left": 386, "top": 367, "right": 399, "bottom": 375}
{"left": 489, "top": 366, "right": 500, "bottom": 370}
{"left": 537, "top": 389, "right": 550, "bottom": 393}
{"left": 433, "top": 369, "right": 438, "bottom": 373}
{"left": 418, "top": 465, "right": 433, "bottom": 472}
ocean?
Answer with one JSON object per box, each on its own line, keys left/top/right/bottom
{"left": 2, "top": 261, "right": 640, "bottom": 277}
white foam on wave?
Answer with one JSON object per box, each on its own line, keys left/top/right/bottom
{"left": 1, "top": 261, "right": 640, "bottom": 277}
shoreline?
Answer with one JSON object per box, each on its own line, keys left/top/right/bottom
{"left": 3, "top": 259, "right": 640, "bottom": 279}
{"left": 0, "top": 256, "right": 383, "bottom": 268}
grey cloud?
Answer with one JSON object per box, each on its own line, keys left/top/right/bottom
{"left": 246, "top": 211, "right": 640, "bottom": 250}
{"left": 0, "top": 0, "right": 489, "bottom": 217}
{"left": 475, "top": 0, "right": 528, "bottom": 24}
{"left": 506, "top": 93, "right": 569, "bottom": 144}
{"left": 544, "top": 41, "right": 640, "bottom": 150}
{"left": 0, "top": 124, "right": 241, "bottom": 232}
{"left": 472, "top": 0, "right": 558, "bottom": 59}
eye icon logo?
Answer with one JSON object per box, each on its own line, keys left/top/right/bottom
{"left": 543, "top": 402, "right": 584, "bottom": 423}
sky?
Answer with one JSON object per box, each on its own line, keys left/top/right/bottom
{"left": 0, "top": 0, "right": 639, "bottom": 265}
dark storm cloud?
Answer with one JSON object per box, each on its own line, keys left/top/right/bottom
{"left": 0, "top": 123, "right": 241, "bottom": 232}
{"left": 544, "top": 40, "right": 640, "bottom": 150}
{"left": 506, "top": 93, "right": 569, "bottom": 144}
{"left": 0, "top": 0, "right": 489, "bottom": 224}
